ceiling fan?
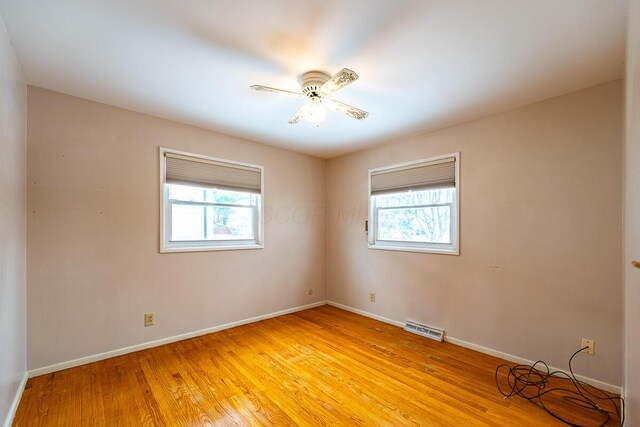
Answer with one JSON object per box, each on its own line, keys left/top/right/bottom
{"left": 250, "top": 68, "right": 369, "bottom": 125}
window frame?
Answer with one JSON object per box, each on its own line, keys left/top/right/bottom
{"left": 159, "top": 147, "right": 264, "bottom": 253}
{"left": 368, "top": 152, "right": 460, "bottom": 255}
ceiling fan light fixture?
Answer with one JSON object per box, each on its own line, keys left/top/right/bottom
{"left": 305, "top": 101, "right": 326, "bottom": 124}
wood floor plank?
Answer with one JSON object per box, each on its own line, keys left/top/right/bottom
{"left": 13, "top": 305, "right": 621, "bottom": 426}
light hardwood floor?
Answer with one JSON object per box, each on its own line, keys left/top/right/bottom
{"left": 14, "top": 305, "right": 620, "bottom": 426}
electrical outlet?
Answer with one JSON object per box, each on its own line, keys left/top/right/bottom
{"left": 369, "top": 292, "right": 376, "bottom": 302}
{"left": 144, "top": 312, "right": 155, "bottom": 327}
{"left": 582, "top": 338, "right": 595, "bottom": 355}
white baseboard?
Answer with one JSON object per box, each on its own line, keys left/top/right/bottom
{"left": 443, "top": 336, "right": 621, "bottom": 394}
{"left": 3, "top": 371, "right": 28, "bottom": 427}
{"left": 327, "top": 300, "right": 621, "bottom": 395}
{"left": 29, "top": 301, "right": 328, "bottom": 378}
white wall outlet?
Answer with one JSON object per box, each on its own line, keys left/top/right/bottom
{"left": 581, "top": 338, "right": 595, "bottom": 355}
{"left": 144, "top": 312, "right": 155, "bottom": 327}
{"left": 369, "top": 292, "right": 375, "bottom": 302}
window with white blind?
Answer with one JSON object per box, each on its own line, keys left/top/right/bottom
{"left": 368, "top": 153, "right": 459, "bottom": 254}
{"left": 160, "top": 148, "right": 263, "bottom": 252}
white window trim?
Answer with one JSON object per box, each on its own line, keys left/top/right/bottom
{"left": 367, "top": 152, "right": 460, "bottom": 255}
{"left": 159, "top": 147, "right": 264, "bottom": 253}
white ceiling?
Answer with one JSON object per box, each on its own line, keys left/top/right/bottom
{"left": 0, "top": 0, "right": 626, "bottom": 158}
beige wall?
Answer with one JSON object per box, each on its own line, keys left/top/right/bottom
{"left": 0, "top": 17, "right": 27, "bottom": 427}
{"left": 625, "top": 0, "right": 640, "bottom": 423}
{"left": 326, "top": 81, "right": 623, "bottom": 386}
{"left": 26, "top": 87, "right": 326, "bottom": 370}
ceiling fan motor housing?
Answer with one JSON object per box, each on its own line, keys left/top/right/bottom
{"left": 300, "top": 71, "right": 330, "bottom": 98}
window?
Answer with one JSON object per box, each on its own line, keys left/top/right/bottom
{"left": 160, "top": 148, "right": 263, "bottom": 252}
{"left": 368, "top": 153, "right": 459, "bottom": 254}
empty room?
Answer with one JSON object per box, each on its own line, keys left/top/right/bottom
{"left": 1, "top": 0, "right": 639, "bottom": 425}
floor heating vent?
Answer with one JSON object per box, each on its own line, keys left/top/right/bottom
{"left": 404, "top": 321, "right": 444, "bottom": 342}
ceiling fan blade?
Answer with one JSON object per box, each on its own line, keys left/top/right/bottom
{"left": 250, "top": 85, "right": 305, "bottom": 98}
{"left": 288, "top": 104, "right": 309, "bottom": 125}
{"left": 318, "top": 68, "right": 359, "bottom": 97}
{"left": 324, "top": 99, "right": 369, "bottom": 120}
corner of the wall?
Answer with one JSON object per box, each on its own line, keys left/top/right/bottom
{"left": 2, "top": 371, "right": 28, "bottom": 427}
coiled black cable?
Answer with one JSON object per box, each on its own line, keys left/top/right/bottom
{"left": 495, "top": 347, "right": 624, "bottom": 426}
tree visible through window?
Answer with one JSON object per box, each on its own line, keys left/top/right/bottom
{"left": 375, "top": 188, "right": 454, "bottom": 244}
{"left": 169, "top": 185, "right": 257, "bottom": 242}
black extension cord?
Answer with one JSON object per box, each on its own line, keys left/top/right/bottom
{"left": 495, "top": 347, "right": 624, "bottom": 426}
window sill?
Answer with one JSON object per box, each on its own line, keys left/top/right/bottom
{"left": 368, "top": 243, "right": 459, "bottom": 256}
{"left": 160, "top": 244, "right": 264, "bottom": 253}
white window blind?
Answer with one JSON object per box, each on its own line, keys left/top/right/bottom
{"left": 370, "top": 157, "right": 455, "bottom": 195}
{"left": 165, "top": 152, "right": 261, "bottom": 193}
